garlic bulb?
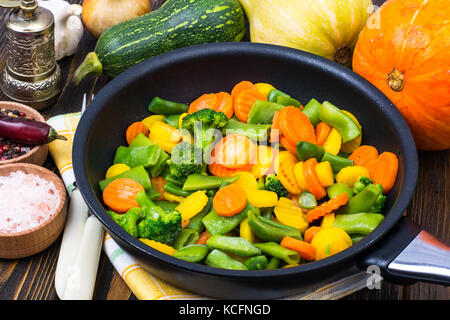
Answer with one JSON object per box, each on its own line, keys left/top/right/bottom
{"left": 38, "top": 0, "right": 84, "bottom": 61}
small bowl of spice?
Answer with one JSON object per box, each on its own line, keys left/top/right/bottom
{"left": 0, "top": 101, "right": 66, "bottom": 166}
{"left": 0, "top": 163, "right": 67, "bottom": 259}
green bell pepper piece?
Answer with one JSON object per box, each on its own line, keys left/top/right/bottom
{"left": 174, "top": 244, "right": 210, "bottom": 263}
{"left": 129, "top": 133, "right": 153, "bottom": 147}
{"left": 148, "top": 97, "right": 189, "bottom": 115}
{"left": 247, "top": 100, "right": 284, "bottom": 124}
{"left": 298, "top": 191, "right": 317, "bottom": 209}
{"left": 129, "top": 134, "right": 169, "bottom": 177}
{"left": 173, "top": 229, "right": 199, "bottom": 250}
{"left": 319, "top": 101, "right": 361, "bottom": 143}
{"left": 114, "top": 145, "right": 162, "bottom": 169}
{"left": 202, "top": 203, "right": 256, "bottom": 235}
{"left": 182, "top": 174, "right": 239, "bottom": 191}
{"left": 321, "top": 152, "right": 354, "bottom": 173}
{"left": 326, "top": 183, "right": 354, "bottom": 200}
{"left": 268, "top": 89, "right": 290, "bottom": 102}
{"left": 206, "top": 235, "right": 261, "bottom": 257}
{"left": 186, "top": 198, "right": 213, "bottom": 233}
{"left": 302, "top": 98, "right": 322, "bottom": 126}
{"left": 333, "top": 213, "right": 384, "bottom": 235}
{"left": 245, "top": 255, "right": 268, "bottom": 270}
{"left": 164, "top": 114, "right": 181, "bottom": 128}
{"left": 99, "top": 165, "right": 151, "bottom": 191}
{"left": 254, "top": 242, "right": 300, "bottom": 265}
{"left": 205, "top": 249, "right": 248, "bottom": 270}
{"left": 296, "top": 141, "right": 325, "bottom": 161}
{"left": 223, "top": 118, "right": 271, "bottom": 142}
{"left": 247, "top": 211, "right": 302, "bottom": 242}
{"left": 338, "top": 185, "right": 382, "bottom": 214}
{"left": 276, "top": 96, "right": 301, "bottom": 108}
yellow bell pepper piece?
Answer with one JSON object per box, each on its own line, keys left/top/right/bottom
{"left": 293, "top": 161, "right": 309, "bottom": 191}
{"left": 311, "top": 227, "right": 352, "bottom": 260}
{"left": 315, "top": 161, "right": 334, "bottom": 187}
{"left": 148, "top": 121, "right": 183, "bottom": 153}
{"left": 240, "top": 218, "right": 255, "bottom": 243}
{"left": 105, "top": 163, "right": 130, "bottom": 179}
{"left": 321, "top": 213, "right": 335, "bottom": 228}
{"left": 274, "top": 197, "right": 308, "bottom": 232}
{"left": 139, "top": 239, "right": 177, "bottom": 256}
{"left": 341, "top": 110, "right": 362, "bottom": 153}
{"left": 336, "top": 166, "right": 370, "bottom": 187}
{"left": 176, "top": 191, "right": 209, "bottom": 221}
{"left": 276, "top": 151, "right": 301, "bottom": 195}
{"left": 232, "top": 171, "right": 258, "bottom": 195}
{"left": 163, "top": 191, "right": 185, "bottom": 203}
{"left": 255, "top": 83, "right": 276, "bottom": 97}
{"left": 323, "top": 128, "right": 342, "bottom": 155}
{"left": 141, "top": 115, "right": 165, "bottom": 130}
{"left": 247, "top": 189, "right": 278, "bottom": 208}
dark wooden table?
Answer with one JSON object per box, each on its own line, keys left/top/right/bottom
{"left": 0, "top": 0, "right": 448, "bottom": 300}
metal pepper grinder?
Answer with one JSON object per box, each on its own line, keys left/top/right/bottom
{"left": 0, "top": 0, "right": 62, "bottom": 110}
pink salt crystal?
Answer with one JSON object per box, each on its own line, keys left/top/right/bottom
{"left": 0, "top": 171, "right": 61, "bottom": 234}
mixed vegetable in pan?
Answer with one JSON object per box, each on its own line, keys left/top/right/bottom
{"left": 98, "top": 80, "right": 398, "bottom": 270}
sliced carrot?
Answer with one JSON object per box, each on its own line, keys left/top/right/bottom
{"left": 278, "top": 106, "right": 316, "bottom": 145}
{"left": 303, "top": 158, "right": 327, "bottom": 200}
{"left": 270, "top": 111, "right": 281, "bottom": 143}
{"left": 213, "top": 183, "right": 248, "bottom": 217}
{"left": 281, "top": 236, "right": 316, "bottom": 261}
{"left": 231, "top": 80, "right": 256, "bottom": 101}
{"left": 234, "top": 89, "right": 267, "bottom": 123}
{"left": 215, "top": 91, "right": 234, "bottom": 119}
{"left": 150, "top": 176, "right": 166, "bottom": 200}
{"left": 188, "top": 93, "right": 217, "bottom": 114}
{"left": 103, "top": 178, "right": 144, "bottom": 213}
{"left": 315, "top": 122, "right": 331, "bottom": 146}
{"left": 304, "top": 226, "right": 323, "bottom": 243}
{"left": 349, "top": 145, "right": 379, "bottom": 171}
{"left": 369, "top": 152, "right": 399, "bottom": 194}
{"left": 196, "top": 231, "right": 211, "bottom": 244}
{"left": 208, "top": 162, "right": 251, "bottom": 177}
{"left": 280, "top": 135, "right": 297, "bottom": 155}
{"left": 306, "top": 192, "right": 349, "bottom": 223}
{"left": 126, "top": 122, "right": 149, "bottom": 145}
{"left": 212, "top": 134, "right": 257, "bottom": 169}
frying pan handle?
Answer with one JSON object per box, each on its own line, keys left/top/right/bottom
{"left": 358, "top": 216, "right": 450, "bottom": 286}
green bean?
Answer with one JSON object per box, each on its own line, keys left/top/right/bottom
{"left": 173, "top": 229, "right": 200, "bottom": 250}
{"left": 164, "top": 183, "right": 194, "bottom": 197}
{"left": 338, "top": 185, "right": 381, "bottom": 214}
{"left": 186, "top": 198, "right": 213, "bottom": 233}
{"left": 333, "top": 213, "right": 384, "bottom": 235}
{"left": 206, "top": 235, "right": 261, "bottom": 257}
{"left": 296, "top": 141, "right": 325, "bottom": 161}
{"left": 129, "top": 133, "right": 154, "bottom": 147}
{"left": 247, "top": 211, "right": 302, "bottom": 242}
{"left": 148, "top": 97, "right": 189, "bottom": 115}
{"left": 247, "top": 100, "right": 284, "bottom": 124}
{"left": 202, "top": 203, "right": 257, "bottom": 235}
{"left": 165, "top": 174, "right": 184, "bottom": 187}
{"left": 265, "top": 257, "right": 281, "bottom": 270}
{"left": 182, "top": 174, "right": 239, "bottom": 191}
{"left": 268, "top": 89, "right": 290, "bottom": 102}
{"left": 222, "top": 119, "right": 271, "bottom": 142}
{"left": 254, "top": 242, "right": 300, "bottom": 265}
{"left": 319, "top": 101, "right": 361, "bottom": 143}
{"left": 205, "top": 249, "right": 248, "bottom": 270}
{"left": 164, "top": 114, "right": 181, "bottom": 128}
{"left": 298, "top": 191, "right": 317, "bottom": 210}
{"left": 260, "top": 207, "right": 274, "bottom": 220}
{"left": 146, "top": 186, "right": 161, "bottom": 200}
{"left": 174, "top": 244, "right": 210, "bottom": 263}
{"left": 113, "top": 145, "right": 162, "bottom": 169}
{"left": 302, "top": 98, "right": 322, "bottom": 126}
{"left": 326, "top": 183, "right": 354, "bottom": 200}
{"left": 244, "top": 255, "right": 268, "bottom": 270}
{"left": 350, "top": 234, "right": 365, "bottom": 244}
{"left": 154, "top": 200, "right": 179, "bottom": 213}
{"left": 276, "top": 96, "right": 301, "bottom": 108}
{"left": 99, "top": 165, "right": 151, "bottom": 191}
{"left": 321, "top": 152, "right": 354, "bottom": 173}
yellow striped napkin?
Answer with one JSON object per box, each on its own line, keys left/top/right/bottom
{"left": 47, "top": 112, "right": 374, "bottom": 300}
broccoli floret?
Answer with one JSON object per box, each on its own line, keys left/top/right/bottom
{"left": 136, "top": 190, "right": 181, "bottom": 245}
{"left": 166, "top": 142, "right": 206, "bottom": 182}
{"left": 265, "top": 174, "right": 288, "bottom": 198}
{"left": 108, "top": 207, "right": 141, "bottom": 237}
{"left": 353, "top": 176, "right": 374, "bottom": 193}
{"left": 370, "top": 193, "right": 387, "bottom": 213}
{"left": 181, "top": 109, "right": 228, "bottom": 154}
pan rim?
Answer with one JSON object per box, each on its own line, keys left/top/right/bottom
{"left": 73, "top": 42, "right": 418, "bottom": 279}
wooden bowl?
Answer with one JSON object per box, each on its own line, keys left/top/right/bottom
{"left": 0, "top": 163, "right": 67, "bottom": 259}
{"left": 0, "top": 101, "right": 49, "bottom": 166}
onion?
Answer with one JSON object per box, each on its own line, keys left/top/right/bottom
{"left": 81, "top": 0, "right": 151, "bottom": 38}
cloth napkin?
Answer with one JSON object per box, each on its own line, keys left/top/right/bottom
{"left": 47, "top": 112, "right": 375, "bottom": 300}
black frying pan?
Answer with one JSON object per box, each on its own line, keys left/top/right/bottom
{"left": 73, "top": 43, "right": 450, "bottom": 299}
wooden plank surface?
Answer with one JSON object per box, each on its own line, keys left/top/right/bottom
{"left": 0, "top": 0, "right": 448, "bottom": 300}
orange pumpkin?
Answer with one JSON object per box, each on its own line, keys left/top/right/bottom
{"left": 353, "top": 0, "right": 450, "bottom": 150}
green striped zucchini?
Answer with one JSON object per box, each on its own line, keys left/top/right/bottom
{"left": 74, "top": 0, "right": 246, "bottom": 84}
